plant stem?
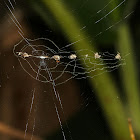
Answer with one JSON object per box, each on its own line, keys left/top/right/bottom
{"left": 118, "top": 23, "right": 140, "bottom": 137}
{"left": 40, "top": 0, "right": 131, "bottom": 139}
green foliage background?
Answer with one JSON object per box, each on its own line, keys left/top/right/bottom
{"left": 27, "top": 0, "right": 140, "bottom": 139}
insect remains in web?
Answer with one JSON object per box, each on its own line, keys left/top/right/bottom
{"left": 13, "top": 38, "right": 126, "bottom": 86}
{"left": 17, "top": 52, "right": 32, "bottom": 58}
{"left": 52, "top": 55, "right": 61, "bottom": 63}
{"left": 94, "top": 52, "right": 101, "bottom": 59}
{"left": 115, "top": 52, "right": 121, "bottom": 60}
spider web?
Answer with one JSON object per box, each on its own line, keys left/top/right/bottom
{"left": 13, "top": 37, "right": 126, "bottom": 86}
{"left": 0, "top": 0, "right": 137, "bottom": 140}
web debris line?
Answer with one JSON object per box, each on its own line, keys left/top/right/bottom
{"left": 13, "top": 38, "right": 126, "bottom": 86}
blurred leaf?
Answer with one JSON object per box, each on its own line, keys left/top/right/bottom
{"left": 117, "top": 23, "right": 140, "bottom": 138}
{"left": 30, "top": 0, "right": 128, "bottom": 44}
{"left": 30, "top": 0, "right": 132, "bottom": 139}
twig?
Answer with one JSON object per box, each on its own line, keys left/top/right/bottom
{"left": 128, "top": 118, "right": 136, "bottom": 140}
{"left": 0, "top": 122, "right": 42, "bottom": 140}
